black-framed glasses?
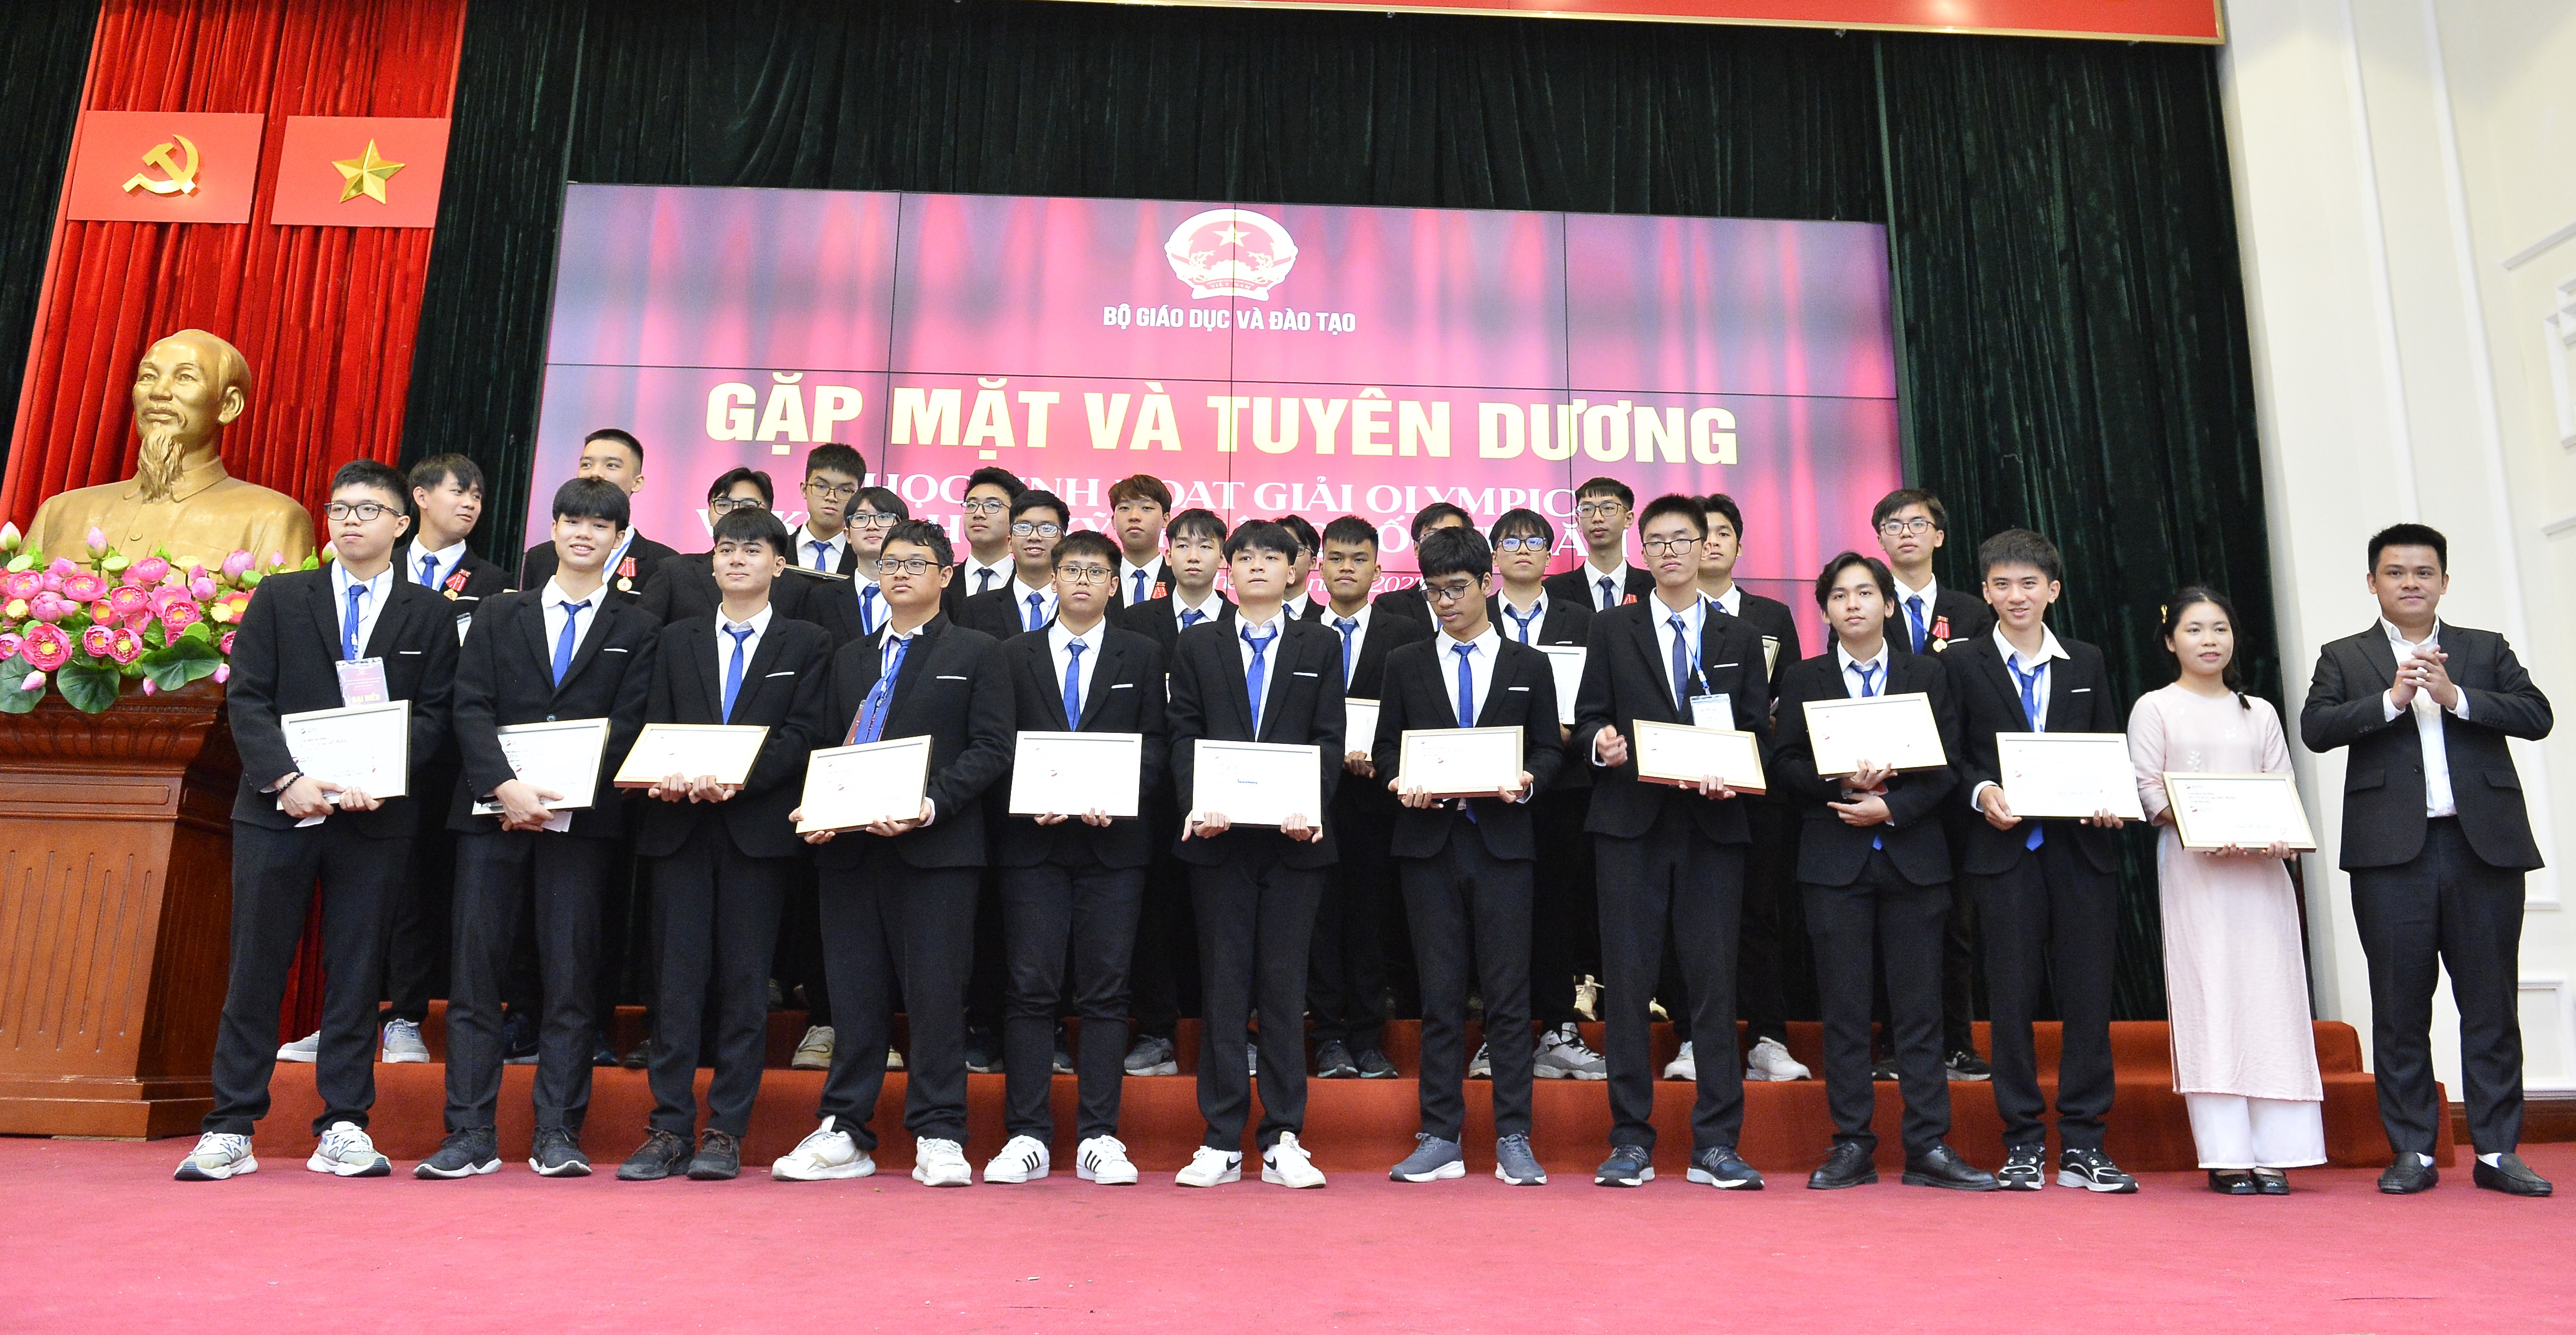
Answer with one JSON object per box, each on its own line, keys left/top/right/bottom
{"left": 1876, "top": 517, "right": 1937, "bottom": 536}
{"left": 803, "top": 479, "right": 859, "bottom": 500}
{"left": 961, "top": 498, "right": 1009, "bottom": 515}
{"left": 849, "top": 510, "right": 898, "bottom": 527}
{"left": 1576, "top": 501, "right": 1627, "bottom": 519}
{"left": 881, "top": 557, "right": 940, "bottom": 576}
{"left": 1424, "top": 581, "right": 1480, "bottom": 604}
{"left": 1056, "top": 564, "right": 1115, "bottom": 584}
{"left": 1639, "top": 536, "right": 1698, "bottom": 554}
{"left": 1011, "top": 521, "right": 1063, "bottom": 538}
{"left": 1495, "top": 536, "right": 1547, "bottom": 553}
{"left": 324, "top": 501, "right": 399, "bottom": 522}
{"left": 709, "top": 496, "right": 766, "bottom": 514}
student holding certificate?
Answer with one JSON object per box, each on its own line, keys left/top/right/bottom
{"left": 178, "top": 460, "right": 460, "bottom": 1183}
{"left": 1947, "top": 530, "right": 2135, "bottom": 1193}
{"left": 1568, "top": 494, "right": 1773, "bottom": 1191}
{"left": 1373, "top": 527, "right": 1563, "bottom": 1185}
{"left": 615, "top": 507, "right": 834, "bottom": 1183}
{"left": 1771, "top": 551, "right": 1994, "bottom": 1192}
{"left": 775, "top": 521, "right": 1015, "bottom": 1188}
{"left": 1165, "top": 519, "right": 1345, "bottom": 1189}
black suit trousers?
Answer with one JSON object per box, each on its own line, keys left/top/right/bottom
{"left": 1966, "top": 832, "right": 2116, "bottom": 1150}
{"left": 444, "top": 830, "right": 618, "bottom": 1134}
{"left": 1309, "top": 786, "right": 1398, "bottom": 1049}
{"left": 204, "top": 821, "right": 406, "bottom": 1136}
{"left": 1402, "top": 824, "right": 1535, "bottom": 1140}
{"left": 814, "top": 846, "right": 979, "bottom": 1148}
{"left": 1190, "top": 837, "right": 1327, "bottom": 1150}
{"left": 1127, "top": 789, "right": 1200, "bottom": 1038}
{"left": 644, "top": 824, "right": 793, "bottom": 1138}
{"left": 1528, "top": 786, "right": 1599, "bottom": 1026}
{"left": 384, "top": 773, "right": 459, "bottom": 1023}
{"left": 1806, "top": 852, "right": 1952, "bottom": 1156}
{"left": 2350, "top": 818, "right": 2527, "bottom": 1155}
{"left": 1000, "top": 858, "right": 1147, "bottom": 1142}
{"left": 1595, "top": 796, "right": 1746, "bottom": 1154}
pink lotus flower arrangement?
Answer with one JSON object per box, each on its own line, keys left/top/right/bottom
{"left": 0, "top": 522, "right": 315, "bottom": 715}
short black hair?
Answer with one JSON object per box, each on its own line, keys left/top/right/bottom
{"left": 1701, "top": 493, "right": 1744, "bottom": 540}
{"left": 711, "top": 505, "right": 791, "bottom": 554}
{"left": 1274, "top": 514, "right": 1319, "bottom": 557}
{"left": 1011, "top": 489, "right": 1069, "bottom": 526}
{"left": 551, "top": 476, "right": 631, "bottom": 529}
{"left": 1636, "top": 493, "right": 1707, "bottom": 540}
{"left": 1415, "top": 526, "right": 1492, "bottom": 582}
{"left": 332, "top": 458, "right": 409, "bottom": 506}
{"left": 1813, "top": 550, "right": 1895, "bottom": 610}
{"left": 1870, "top": 488, "right": 1946, "bottom": 533}
{"left": 1167, "top": 507, "right": 1226, "bottom": 544}
{"left": 1409, "top": 502, "right": 1471, "bottom": 542}
{"left": 1321, "top": 515, "right": 1379, "bottom": 550}
{"left": 1977, "top": 528, "right": 2063, "bottom": 584}
{"left": 882, "top": 518, "right": 954, "bottom": 570}
{"left": 1576, "top": 477, "right": 1634, "bottom": 509}
{"left": 706, "top": 466, "right": 774, "bottom": 507}
{"left": 1490, "top": 507, "right": 1554, "bottom": 548}
{"left": 1052, "top": 529, "right": 1121, "bottom": 570}
{"left": 851, "top": 486, "right": 906, "bottom": 520}
{"left": 804, "top": 443, "right": 866, "bottom": 482}
{"left": 965, "top": 466, "right": 1026, "bottom": 498}
{"left": 1224, "top": 519, "right": 1301, "bottom": 562}
{"left": 582, "top": 427, "right": 644, "bottom": 467}
{"left": 408, "top": 454, "right": 483, "bottom": 497}
{"left": 2368, "top": 523, "right": 2447, "bottom": 572}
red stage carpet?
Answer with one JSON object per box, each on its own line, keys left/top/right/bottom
{"left": 2, "top": 1137, "right": 2566, "bottom": 1333}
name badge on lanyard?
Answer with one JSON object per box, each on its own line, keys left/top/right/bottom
{"left": 336, "top": 657, "right": 390, "bottom": 705}
{"left": 1688, "top": 692, "right": 1732, "bottom": 729}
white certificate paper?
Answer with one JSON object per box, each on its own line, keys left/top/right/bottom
{"left": 2163, "top": 772, "right": 2318, "bottom": 851}
{"left": 1344, "top": 698, "right": 1381, "bottom": 758}
{"left": 1633, "top": 720, "right": 1767, "bottom": 793}
{"left": 280, "top": 700, "right": 411, "bottom": 808}
{"left": 614, "top": 723, "right": 769, "bottom": 788}
{"left": 1997, "top": 732, "right": 2144, "bottom": 820}
{"left": 473, "top": 718, "right": 610, "bottom": 815}
{"left": 1009, "top": 731, "right": 1143, "bottom": 818}
{"left": 1538, "top": 646, "right": 1585, "bottom": 726}
{"left": 1191, "top": 740, "right": 1322, "bottom": 828}
{"left": 1396, "top": 726, "right": 1524, "bottom": 799}
{"left": 1803, "top": 692, "right": 1946, "bottom": 775}
{"left": 797, "top": 736, "right": 933, "bottom": 833}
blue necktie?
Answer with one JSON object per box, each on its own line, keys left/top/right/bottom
{"left": 1504, "top": 604, "right": 1539, "bottom": 644}
{"left": 1180, "top": 608, "right": 1207, "bottom": 630}
{"left": 2010, "top": 657, "right": 2047, "bottom": 849}
{"left": 1453, "top": 642, "right": 1480, "bottom": 823}
{"left": 1063, "top": 638, "right": 1087, "bottom": 726}
{"left": 1334, "top": 616, "right": 1358, "bottom": 683}
{"left": 975, "top": 567, "right": 997, "bottom": 596}
{"left": 1242, "top": 626, "right": 1278, "bottom": 736}
{"left": 809, "top": 539, "right": 831, "bottom": 572}
{"left": 1597, "top": 576, "right": 1617, "bottom": 612}
{"left": 1906, "top": 595, "right": 1928, "bottom": 653}
{"left": 857, "top": 583, "right": 880, "bottom": 634}
{"left": 1132, "top": 569, "right": 1148, "bottom": 605}
{"left": 551, "top": 599, "right": 589, "bottom": 686}
{"left": 1849, "top": 660, "right": 1882, "bottom": 849}
{"left": 1025, "top": 592, "right": 1046, "bottom": 633}
{"left": 342, "top": 581, "right": 366, "bottom": 662}
{"left": 720, "top": 623, "right": 753, "bottom": 722}
{"left": 1668, "top": 612, "right": 1693, "bottom": 714}
{"left": 849, "top": 635, "right": 909, "bottom": 744}
{"left": 418, "top": 552, "right": 438, "bottom": 588}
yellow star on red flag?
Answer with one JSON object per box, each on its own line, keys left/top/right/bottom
{"left": 331, "top": 140, "right": 405, "bottom": 204}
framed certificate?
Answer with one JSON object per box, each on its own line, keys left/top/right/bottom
{"left": 280, "top": 700, "right": 410, "bottom": 802}
{"left": 1538, "top": 646, "right": 1585, "bottom": 726}
{"left": 2163, "top": 772, "right": 2318, "bottom": 852}
{"left": 1396, "top": 726, "right": 1525, "bottom": 799}
{"left": 614, "top": 723, "right": 768, "bottom": 788}
{"left": 797, "top": 736, "right": 933, "bottom": 833}
{"left": 1803, "top": 692, "right": 1946, "bottom": 775}
{"left": 1190, "top": 740, "right": 1322, "bottom": 828}
{"left": 1009, "top": 731, "right": 1143, "bottom": 818}
{"left": 472, "top": 717, "right": 610, "bottom": 814}
{"left": 1343, "top": 698, "right": 1381, "bottom": 757}
{"left": 1633, "top": 720, "right": 1766, "bottom": 794}
{"left": 1995, "top": 732, "right": 2145, "bottom": 820}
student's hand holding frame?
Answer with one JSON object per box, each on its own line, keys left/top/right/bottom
{"left": 491, "top": 777, "right": 562, "bottom": 830}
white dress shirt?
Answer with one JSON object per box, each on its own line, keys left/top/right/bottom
{"left": 1647, "top": 594, "right": 1710, "bottom": 698}
{"left": 1706, "top": 583, "right": 1742, "bottom": 618}
{"left": 1008, "top": 577, "right": 1059, "bottom": 633}
{"left": 1584, "top": 558, "right": 1634, "bottom": 611}
{"left": 1324, "top": 602, "right": 1373, "bottom": 683}
{"left": 1434, "top": 624, "right": 1502, "bottom": 724}
{"left": 1171, "top": 589, "right": 1225, "bottom": 632}
{"left": 1120, "top": 555, "right": 1165, "bottom": 606}
{"left": 538, "top": 576, "right": 602, "bottom": 665}
{"left": 874, "top": 619, "right": 937, "bottom": 825}
{"left": 1235, "top": 611, "right": 1290, "bottom": 726}
{"left": 1834, "top": 639, "right": 1892, "bottom": 698}
{"left": 1893, "top": 573, "right": 1940, "bottom": 648}
{"left": 850, "top": 575, "right": 885, "bottom": 635}
{"left": 331, "top": 561, "right": 395, "bottom": 660}
{"left": 960, "top": 554, "right": 1013, "bottom": 600}
{"left": 2380, "top": 619, "right": 2470, "bottom": 818}
{"left": 1496, "top": 589, "right": 1549, "bottom": 644}
{"left": 791, "top": 524, "right": 849, "bottom": 575}
{"left": 1969, "top": 624, "right": 2069, "bottom": 810}
{"left": 1285, "top": 591, "right": 1314, "bottom": 621}
{"left": 406, "top": 539, "right": 467, "bottom": 591}
{"left": 714, "top": 603, "right": 775, "bottom": 710}
{"left": 1048, "top": 618, "right": 1105, "bottom": 720}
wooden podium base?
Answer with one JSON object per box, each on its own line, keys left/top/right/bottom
{"left": 0, "top": 680, "right": 236, "bottom": 1138}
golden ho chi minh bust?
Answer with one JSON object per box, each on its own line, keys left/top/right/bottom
{"left": 28, "top": 329, "right": 315, "bottom": 569}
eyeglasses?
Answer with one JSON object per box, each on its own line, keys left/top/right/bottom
{"left": 1056, "top": 565, "right": 1115, "bottom": 584}
{"left": 880, "top": 557, "right": 940, "bottom": 577}
{"left": 803, "top": 479, "right": 859, "bottom": 500}
{"left": 325, "top": 501, "right": 399, "bottom": 522}
{"left": 1495, "top": 536, "right": 1547, "bottom": 553}
{"left": 1576, "top": 502, "right": 1627, "bottom": 519}
{"left": 849, "top": 511, "right": 897, "bottom": 527}
{"left": 961, "top": 498, "right": 1009, "bottom": 515}
{"left": 1011, "top": 522, "right": 1064, "bottom": 538}
{"left": 709, "top": 496, "right": 766, "bottom": 513}
{"left": 1639, "top": 536, "right": 1699, "bottom": 554}
{"left": 1424, "top": 581, "right": 1481, "bottom": 605}
{"left": 1876, "top": 517, "right": 1937, "bottom": 537}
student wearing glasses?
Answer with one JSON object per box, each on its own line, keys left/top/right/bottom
{"left": 959, "top": 490, "right": 1068, "bottom": 641}
{"left": 1372, "top": 501, "right": 1473, "bottom": 627}
{"left": 638, "top": 468, "right": 805, "bottom": 627}
{"left": 1546, "top": 478, "right": 1653, "bottom": 613}
{"left": 943, "top": 467, "right": 1026, "bottom": 621}
{"left": 787, "top": 444, "right": 867, "bottom": 577}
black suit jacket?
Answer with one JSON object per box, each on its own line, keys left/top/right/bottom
{"left": 1118, "top": 593, "right": 1235, "bottom": 654}
{"left": 632, "top": 614, "right": 837, "bottom": 860}
{"left": 1321, "top": 605, "right": 1433, "bottom": 699}
{"left": 1568, "top": 599, "right": 1772, "bottom": 843}
{"left": 959, "top": 582, "right": 1053, "bottom": 642}
{"left": 1372, "top": 584, "right": 1433, "bottom": 628}
{"left": 1944, "top": 632, "right": 2122, "bottom": 876}
{"left": 941, "top": 558, "right": 1016, "bottom": 623}
{"left": 226, "top": 568, "right": 460, "bottom": 835}
{"left": 815, "top": 616, "right": 1015, "bottom": 870}
{"left": 1165, "top": 616, "right": 1345, "bottom": 868}
{"left": 1106, "top": 560, "right": 1174, "bottom": 613}
{"left": 2299, "top": 622, "right": 2552, "bottom": 871}
{"left": 398, "top": 541, "right": 511, "bottom": 620}
{"left": 1545, "top": 562, "right": 1654, "bottom": 614}
{"left": 1771, "top": 650, "right": 1961, "bottom": 886}
{"left": 521, "top": 532, "right": 679, "bottom": 607}
{"left": 798, "top": 571, "right": 897, "bottom": 653}
{"left": 995, "top": 626, "right": 1168, "bottom": 869}
{"left": 1728, "top": 589, "right": 1802, "bottom": 689}
{"left": 1489, "top": 592, "right": 1593, "bottom": 650}
{"left": 637, "top": 551, "right": 825, "bottom": 628}
{"left": 445, "top": 589, "right": 659, "bottom": 838}
{"left": 1886, "top": 583, "right": 1990, "bottom": 656}
{"left": 1372, "top": 637, "right": 1563, "bottom": 860}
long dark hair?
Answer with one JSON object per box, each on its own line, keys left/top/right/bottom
{"left": 2159, "top": 584, "right": 2250, "bottom": 710}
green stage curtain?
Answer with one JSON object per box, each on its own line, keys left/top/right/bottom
{"left": 0, "top": 3, "right": 99, "bottom": 486}
{"left": 402, "top": 0, "right": 2273, "bottom": 1018}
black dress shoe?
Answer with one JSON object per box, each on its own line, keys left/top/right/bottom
{"left": 1902, "top": 1144, "right": 1999, "bottom": 1191}
{"left": 616, "top": 1128, "right": 694, "bottom": 1182}
{"left": 2207, "top": 1170, "right": 2257, "bottom": 1195}
{"left": 2472, "top": 1152, "right": 2553, "bottom": 1197}
{"left": 1807, "top": 1141, "right": 1878, "bottom": 1190}
{"left": 2378, "top": 1156, "right": 2439, "bottom": 1194}
{"left": 2251, "top": 1168, "right": 2290, "bottom": 1196}
{"left": 688, "top": 1129, "right": 742, "bottom": 1181}
{"left": 591, "top": 1037, "right": 621, "bottom": 1067}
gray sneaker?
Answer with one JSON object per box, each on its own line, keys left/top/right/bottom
{"left": 1124, "top": 1034, "right": 1178, "bottom": 1077}
{"left": 1495, "top": 1133, "right": 1546, "bottom": 1185}
{"left": 1534, "top": 1023, "right": 1607, "bottom": 1079}
{"left": 1686, "top": 1145, "right": 1764, "bottom": 1190}
{"left": 529, "top": 1126, "right": 591, "bottom": 1178}
{"left": 416, "top": 1127, "right": 502, "bottom": 1179}
{"left": 1391, "top": 1133, "right": 1465, "bottom": 1182}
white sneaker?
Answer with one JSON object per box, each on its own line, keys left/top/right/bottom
{"left": 275, "top": 1030, "right": 319, "bottom": 1063}
{"left": 1175, "top": 1145, "right": 1242, "bottom": 1187}
{"left": 306, "top": 1121, "right": 391, "bottom": 1177}
{"left": 380, "top": 1018, "right": 429, "bottom": 1063}
{"left": 1263, "top": 1133, "right": 1327, "bottom": 1188}
{"left": 984, "top": 1134, "right": 1051, "bottom": 1183}
{"left": 792, "top": 1025, "right": 835, "bottom": 1071}
{"left": 912, "top": 1137, "right": 973, "bottom": 1187}
{"left": 771, "top": 1116, "right": 875, "bottom": 1180}
{"left": 1535, "top": 1023, "right": 1608, "bottom": 1080}
{"left": 1745, "top": 1036, "right": 1811, "bottom": 1082}
{"left": 1076, "top": 1134, "right": 1138, "bottom": 1184}
{"left": 174, "top": 1132, "right": 257, "bottom": 1181}
{"left": 1467, "top": 1041, "right": 1492, "bottom": 1079}
{"left": 1662, "top": 1040, "right": 1699, "bottom": 1082}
